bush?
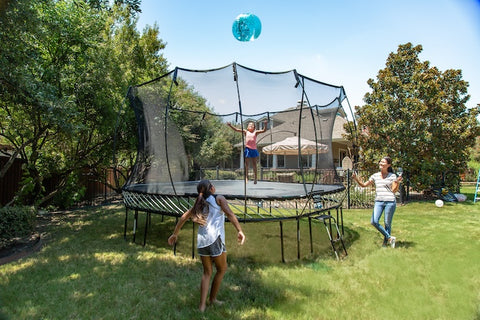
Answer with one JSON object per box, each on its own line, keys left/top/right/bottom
{"left": 0, "top": 206, "right": 37, "bottom": 246}
{"left": 202, "top": 169, "right": 240, "bottom": 180}
{"left": 51, "top": 174, "right": 86, "bottom": 209}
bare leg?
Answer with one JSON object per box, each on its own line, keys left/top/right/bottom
{"left": 209, "top": 252, "right": 228, "bottom": 305}
{"left": 199, "top": 256, "right": 213, "bottom": 312}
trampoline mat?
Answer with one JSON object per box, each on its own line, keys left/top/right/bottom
{"left": 123, "top": 180, "right": 345, "bottom": 200}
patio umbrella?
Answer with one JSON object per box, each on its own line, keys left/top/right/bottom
{"left": 262, "top": 136, "right": 328, "bottom": 155}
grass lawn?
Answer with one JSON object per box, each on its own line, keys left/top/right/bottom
{"left": 0, "top": 187, "right": 479, "bottom": 319}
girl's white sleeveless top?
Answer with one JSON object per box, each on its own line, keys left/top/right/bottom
{"left": 197, "top": 195, "right": 225, "bottom": 248}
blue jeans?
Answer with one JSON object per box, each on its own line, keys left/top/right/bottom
{"left": 371, "top": 201, "right": 396, "bottom": 240}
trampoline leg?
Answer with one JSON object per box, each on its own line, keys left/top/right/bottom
{"left": 309, "top": 217, "right": 313, "bottom": 254}
{"left": 340, "top": 207, "right": 344, "bottom": 236}
{"left": 143, "top": 213, "right": 149, "bottom": 246}
{"left": 173, "top": 217, "right": 178, "bottom": 256}
{"left": 297, "top": 218, "right": 300, "bottom": 260}
{"left": 279, "top": 221, "right": 285, "bottom": 263}
{"left": 124, "top": 208, "right": 128, "bottom": 240}
{"left": 133, "top": 210, "right": 138, "bottom": 243}
{"left": 192, "top": 221, "right": 195, "bottom": 259}
{"left": 327, "top": 211, "right": 333, "bottom": 239}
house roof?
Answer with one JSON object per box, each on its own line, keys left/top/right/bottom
{"left": 255, "top": 106, "right": 350, "bottom": 146}
{"left": 262, "top": 136, "right": 328, "bottom": 155}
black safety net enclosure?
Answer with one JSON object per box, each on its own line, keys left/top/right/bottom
{"left": 119, "top": 63, "right": 350, "bottom": 259}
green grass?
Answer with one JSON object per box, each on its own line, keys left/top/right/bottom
{"left": 1, "top": 190, "right": 479, "bottom": 320}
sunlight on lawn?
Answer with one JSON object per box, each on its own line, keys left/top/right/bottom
{"left": 0, "top": 195, "right": 479, "bottom": 320}
{"left": 93, "top": 252, "right": 128, "bottom": 264}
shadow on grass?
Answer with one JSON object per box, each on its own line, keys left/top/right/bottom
{"left": 0, "top": 205, "right": 344, "bottom": 319}
{"left": 126, "top": 212, "right": 363, "bottom": 264}
{"left": 396, "top": 240, "right": 416, "bottom": 249}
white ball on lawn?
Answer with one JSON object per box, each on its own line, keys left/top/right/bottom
{"left": 435, "top": 199, "right": 444, "bottom": 207}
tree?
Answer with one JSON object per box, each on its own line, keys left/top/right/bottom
{"left": 0, "top": 0, "right": 167, "bottom": 207}
{"left": 167, "top": 84, "right": 239, "bottom": 170}
{"left": 351, "top": 43, "right": 480, "bottom": 191}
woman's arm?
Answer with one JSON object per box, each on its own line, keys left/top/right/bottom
{"left": 168, "top": 209, "right": 193, "bottom": 245}
{"left": 217, "top": 195, "right": 246, "bottom": 245}
{"left": 391, "top": 175, "right": 403, "bottom": 193}
{"left": 352, "top": 172, "right": 373, "bottom": 188}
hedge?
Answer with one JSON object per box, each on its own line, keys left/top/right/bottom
{"left": 0, "top": 206, "right": 37, "bottom": 246}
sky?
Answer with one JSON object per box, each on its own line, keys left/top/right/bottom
{"left": 136, "top": 0, "right": 480, "bottom": 115}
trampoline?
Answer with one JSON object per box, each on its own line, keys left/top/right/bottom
{"left": 124, "top": 180, "right": 343, "bottom": 201}
{"left": 117, "top": 63, "right": 352, "bottom": 260}
{"left": 123, "top": 180, "right": 345, "bottom": 220}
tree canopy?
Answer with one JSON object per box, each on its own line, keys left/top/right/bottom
{"left": 350, "top": 43, "right": 480, "bottom": 191}
{"left": 0, "top": 0, "right": 167, "bottom": 207}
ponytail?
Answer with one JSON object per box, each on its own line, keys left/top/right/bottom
{"left": 191, "top": 180, "right": 212, "bottom": 226}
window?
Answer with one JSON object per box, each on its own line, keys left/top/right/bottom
{"left": 301, "top": 155, "right": 311, "bottom": 168}
{"left": 260, "top": 153, "right": 269, "bottom": 168}
{"left": 277, "top": 155, "right": 285, "bottom": 168}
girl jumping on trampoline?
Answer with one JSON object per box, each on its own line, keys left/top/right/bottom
{"left": 227, "top": 120, "right": 267, "bottom": 184}
{"left": 352, "top": 156, "right": 403, "bottom": 248}
{"left": 168, "top": 180, "right": 246, "bottom": 312}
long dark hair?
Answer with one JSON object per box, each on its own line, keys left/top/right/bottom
{"left": 383, "top": 156, "right": 394, "bottom": 173}
{"left": 191, "top": 180, "right": 213, "bottom": 226}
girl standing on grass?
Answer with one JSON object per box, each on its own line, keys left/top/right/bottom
{"left": 227, "top": 121, "right": 267, "bottom": 184}
{"left": 352, "top": 156, "right": 403, "bottom": 248}
{"left": 168, "top": 180, "right": 246, "bottom": 312}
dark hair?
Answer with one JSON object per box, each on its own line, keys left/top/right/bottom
{"left": 383, "top": 156, "right": 394, "bottom": 173}
{"left": 191, "top": 180, "right": 213, "bottom": 226}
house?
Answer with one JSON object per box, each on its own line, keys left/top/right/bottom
{"left": 236, "top": 101, "right": 352, "bottom": 170}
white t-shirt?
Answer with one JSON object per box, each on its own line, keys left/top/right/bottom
{"left": 197, "top": 195, "right": 225, "bottom": 248}
{"left": 369, "top": 172, "right": 398, "bottom": 202}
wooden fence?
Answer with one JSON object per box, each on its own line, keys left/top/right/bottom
{"left": 0, "top": 157, "right": 23, "bottom": 206}
{"left": 0, "top": 156, "right": 119, "bottom": 206}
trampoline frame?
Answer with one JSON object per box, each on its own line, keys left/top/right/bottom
{"left": 122, "top": 180, "right": 347, "bottom": 261}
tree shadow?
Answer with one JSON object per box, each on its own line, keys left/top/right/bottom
{"left": 0, "top": 205, "right": 338, "bottom": 319}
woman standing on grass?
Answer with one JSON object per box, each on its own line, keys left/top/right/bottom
{"left": 352, "top": 156, "right": 402, "bottom": 248}
{"left": 168, "top": 180, "right": 246, "bottom": 312}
